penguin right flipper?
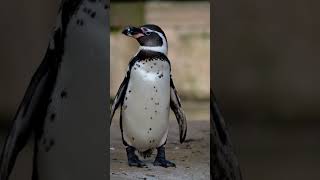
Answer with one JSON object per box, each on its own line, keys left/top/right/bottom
{"left": 110, "top": 68, "right": 131, "bottom": 126}
{"left": 170, "top": 77, "right": 187, "bottom": 143}
{"left": 0, "top": 56, "right": 56, "bottom": 180}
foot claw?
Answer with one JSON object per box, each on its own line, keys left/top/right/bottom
{"left": 153, "top": 158, "right": 176, "bottom": 168}
{"left": 128, "top": 156, "right": 146, "bottom": 167}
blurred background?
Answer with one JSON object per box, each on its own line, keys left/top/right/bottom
{"left": 214, "top": 0, "right": 320, "bottom": 179}
{"left": 110, "top": 1, "right": 210, "bottom": 179}
{"left": 0, "top": 0, "right": 210, "bottom": 180}
{"left": 2, "top": 0, "right": 320, "bottom": 179}
{"left": 0, "top": 1, "right": 58, "bottom": 179}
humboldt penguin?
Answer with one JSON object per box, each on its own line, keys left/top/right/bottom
{"left": 111, "top": 24, "right": 187, "bottom": 168}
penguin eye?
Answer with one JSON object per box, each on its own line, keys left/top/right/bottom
{"left": 145, "top": 31, "right": 151, "bottom": 36}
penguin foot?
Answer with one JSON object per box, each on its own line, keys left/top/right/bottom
{"left": 128, "top": 156, "right": 146, "bottom": 167}
{"left": 153, "top": 157, "right": 176, "bottom": 168}
{"left": 126, "top": 146, "right": 146, "bottom": 167}
{"left": 153, "top": 146, "right": 176, "bottom": 168}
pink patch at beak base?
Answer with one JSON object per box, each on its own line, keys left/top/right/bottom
{"left": 133, "top": 33, "right": 145, "bottom": 39}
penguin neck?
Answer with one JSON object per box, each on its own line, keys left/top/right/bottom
{"left": 138, "top": 45, "right": 168, "bottom": 55}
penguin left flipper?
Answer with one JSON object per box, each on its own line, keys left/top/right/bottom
{"left": 170, "top": 77, "right": 187, "bottom": 143}
{"left": 0, "top": 56, "right": 57, "bottom": 180}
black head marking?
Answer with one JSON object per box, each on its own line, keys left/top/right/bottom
{"left": 141, "top": 24, "right": 166, "bottom": 39}
{"left": 139, "top": 24, "right": 167, "bottom": 46}
{"left": 123, "top": 24, "right": 167, "bottom": 47}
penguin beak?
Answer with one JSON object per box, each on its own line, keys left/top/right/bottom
{"left": 122, "top": 26, "right": 145, "bottom": 39}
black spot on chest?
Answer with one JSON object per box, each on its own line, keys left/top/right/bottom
{"left": 82, "top": 4, "right": 97, "bottom": 20}
{"left": 42, "top": 138, "right": 56, "bottom": 152}
{"left": 76, "top": 19, "right": 84, "bottom": 26}
{"left": 91, "top": 12, "right": 96, "bottom": 18}
{"left": 60, "top": 90, "right": 67, "bottom": 98}
{"left": 50, "top": 113, "right": 56, "bottom": 122}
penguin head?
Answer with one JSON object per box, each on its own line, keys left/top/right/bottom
{"left": 122, "top": 24, "right": 168, "bottom": 55}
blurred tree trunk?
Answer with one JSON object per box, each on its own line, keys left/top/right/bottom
{"left": 211, "top": 90, "right": 242, "bottom": 180}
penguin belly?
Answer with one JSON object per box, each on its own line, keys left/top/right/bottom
{"left": 122, "top": 59, "right": 171, "bottom": 152}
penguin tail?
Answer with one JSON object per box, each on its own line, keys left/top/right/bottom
{"left": 138, "top": 149, "right": 154, "bottom": 159}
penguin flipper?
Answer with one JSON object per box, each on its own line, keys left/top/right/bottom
{"left": 170, "top": 78, "right": 187, "bottom": 143}
{"left": 0, "top": 57, "right": 56, "bottom": 180}
{"left": 110, "top": 71, "right": 130, "bottom": 126}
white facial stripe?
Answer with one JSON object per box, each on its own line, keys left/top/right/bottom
{"left": 139, "top": 28, "right": 168, "bottom": 55}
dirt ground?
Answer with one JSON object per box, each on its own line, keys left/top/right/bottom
{"left": 110, "top": 101, "right": 210, "bottom": 180}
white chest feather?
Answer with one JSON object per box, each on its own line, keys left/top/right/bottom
{"left": 122, "top": 59, "right": 171, "bottom": 151}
